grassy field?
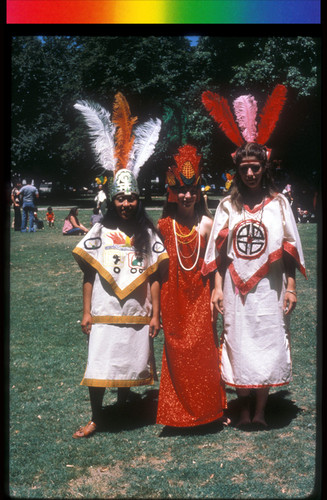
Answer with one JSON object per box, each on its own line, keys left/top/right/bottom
{"left": 8, "top": 206, "right": 320, "bottom": 498}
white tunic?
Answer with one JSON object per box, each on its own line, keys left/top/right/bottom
{"left": 202, "top": 194, "right": 306, "bottom": 388}
{"left": 73, "top": 224, "right": 169, "bottom": 387}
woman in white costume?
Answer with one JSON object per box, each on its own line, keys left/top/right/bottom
{"left": 72, "top": 93, "right": 165, "bottom": 438}
{"left": 202, "top": 87, "right": 306, "bottom": 427}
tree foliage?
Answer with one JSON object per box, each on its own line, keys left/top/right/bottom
{"left": 10, "top": 36, "right": 320, "bottom": 191}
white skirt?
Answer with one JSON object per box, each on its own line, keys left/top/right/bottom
{"left": 221, "top": 260, "right": 292, "bottom": 388}
{"left": 81, "top": 323, "right": 155, "bottom": 387}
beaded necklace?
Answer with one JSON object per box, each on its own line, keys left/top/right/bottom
{"left": 173, "top": 218, "right": 201, "bottom": 272}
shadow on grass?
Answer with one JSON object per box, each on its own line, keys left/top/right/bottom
{"left": 96, "top": 388, "right": 301, "bottom": 435}
{"left": 98, "top": 388, "right": 159, "bottom": 433}
{"left": 225, "top": 389, "right": 302, "bottom": 432}
{"left": 159, "top": 419, "right": 226, "bottom": 437}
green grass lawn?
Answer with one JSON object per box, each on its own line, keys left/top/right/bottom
{"left": 8, "top": 207, "right": 320, "bottom": 498}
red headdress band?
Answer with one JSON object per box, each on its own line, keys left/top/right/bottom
{"left": 202, "top": 84, "right": 287, "bottom": 161}
{"left": 166, "top": 145, "right": 202, "bottom": 203}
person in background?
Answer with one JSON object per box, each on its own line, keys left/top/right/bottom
{"left": 94, "top": 184, "right": 107, "bottom": 216}
{"left": 11, "top": 179, "right": 22, "bottom": 231}
{"left": 46, "top": 207, "right": 55, "bottom": 227}
{"left": 18, "top": 179, "right": 39, "bottom": 233}
{"left": 90, "top": 207, "right": 103, "bottom": 226}
{"left": 33, "top": 208, "right": 44, "bottom": 230}
{"left": 62, "top": 207, "right": 88, "bottom": 235}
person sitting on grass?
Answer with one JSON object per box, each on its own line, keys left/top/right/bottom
{"left": 90, "top": 207, "right": 103, "bottom": 226}
{"left": 33, "top": 208, "right": 44, "bottom": 230}
{"left": 62, "top": 207, "right": 88, "bottom": 236}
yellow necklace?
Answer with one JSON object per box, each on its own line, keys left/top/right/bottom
{"left": 173, "top": 219, "right": 201, "bottom": 271}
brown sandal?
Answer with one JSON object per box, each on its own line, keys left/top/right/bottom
{"left": 72, "top": 420, "right": 97, "bottom": 439}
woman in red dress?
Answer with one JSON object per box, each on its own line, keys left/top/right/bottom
{"left": 156, "top": 145, "right": 227, "bottom": 428}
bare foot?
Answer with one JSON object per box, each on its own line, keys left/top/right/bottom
{"left": 236, "top": 417, "right": 252, "bottom": 427}
{"left": 252, "top": 416, "right": 268, "bottom": 427}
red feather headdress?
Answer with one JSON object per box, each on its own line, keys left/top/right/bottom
{"left": 202, "top": 84, "right": 287, "bottom": 160}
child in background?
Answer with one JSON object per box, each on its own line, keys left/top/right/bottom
{"left": 33, "top": 208, "right": 44, "bottom": 230}
{"left": 90, "top": 207, "right": 103, "bottom": 226}
{"left": 46, "top": 207, "right": 55, "bottom": 227}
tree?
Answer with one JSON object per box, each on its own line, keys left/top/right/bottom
{"left": 190, "top": 36, "right": 320, "bottom": 187}
{"left": 10, "top": 36, "right": 320, "bottom": 194}
{"left": 11, "top": 36, "right": 83, "bottom": 186}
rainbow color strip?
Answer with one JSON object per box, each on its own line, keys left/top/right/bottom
{"left": 7, "top": 0, "right": 320, "bottom": 24}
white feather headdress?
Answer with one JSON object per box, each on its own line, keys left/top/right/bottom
{"left": 74, "top": 92, "right": 161, "bottom": 180}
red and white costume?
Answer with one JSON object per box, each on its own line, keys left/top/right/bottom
{"left": 202, "top": 193, "right": 306, "bottom": 388}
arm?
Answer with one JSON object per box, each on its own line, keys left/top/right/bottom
{"left": 283, "top": 253, "right": 297, "bottom": 316}
{"left": 211, "top": 268, "right": 224, "bottom": 322}
{"left": 199, "top": 215, "right": 213, "bottom": 242}
{"left": 149, "top": 273, "right": 161, "bottom": 338}
{"left": 81, "top": 269, "right": 95, "bottom": 335}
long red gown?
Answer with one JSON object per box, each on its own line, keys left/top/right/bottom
{"left": 156, "top": 216, "right": 226, "bottom": 427}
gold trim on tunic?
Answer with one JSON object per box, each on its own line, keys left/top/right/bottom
{"left": 80, "top": 375, "right": 154, "bottom": 388}
{"left": 91, "top": 315, "right": 151, "bottom": 325}
{"left": 72, "top": 246, "right": 169, "bottom": 300}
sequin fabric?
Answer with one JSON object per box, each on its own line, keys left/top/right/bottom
{"left": 156, "top": 217, "right": 226, "bottom": 427}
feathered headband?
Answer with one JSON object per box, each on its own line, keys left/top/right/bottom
{"left": 201, "top": 84, "right": 287, "bottom": 161}
{"left": 74, "top": 92, "right": 161, "bottom": 197}
{"left": 166, "top": 144, "right": 202, "bottom": 203}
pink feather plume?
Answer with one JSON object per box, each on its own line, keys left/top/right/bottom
{"left": 232, "top": 94, "right": 258, "bottom": 143}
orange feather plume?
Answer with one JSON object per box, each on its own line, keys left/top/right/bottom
{"left": 256, "top": 85, "right": 287, "bottom": 145}
{"left": 112, "top": 92, "right": 138, "bottom": 172}
{"left": 202, "top": 91, "right": 243, "bottom": 146}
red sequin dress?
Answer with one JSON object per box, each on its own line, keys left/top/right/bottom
{"left": 156, "top": 216, "right": 226, "bottom": 427}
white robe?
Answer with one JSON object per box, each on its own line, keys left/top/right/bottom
{"left": 202, "top": 194, "right": 306, "bottom": 388}
{"left": 73, "top": 224, "right": 168, "bottom": 387}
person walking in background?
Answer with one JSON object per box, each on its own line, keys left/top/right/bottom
{"left": 62, "top": 207, "right": 88, "bottom": 235}
{"left": 46, "top": 206, "right": 55, "bottom": 227}
{"left": 156, "top": 145, "right": 227, "bottom": 429}
{"left": 17, "top": 179, "right": 39, "bottom": 233}
{"left": 202, "top": 86, "right": 306, "bottom": 427}
{"left": 11, "top": 179, "right": 22, "bottom": 231}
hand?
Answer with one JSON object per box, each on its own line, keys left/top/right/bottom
{"left": 211, "top": 287, "right": 224, "bottom": 322}
{"left": 149, "top": 316, "right": 161, "bottom": 338}
{"left": 81, "top": 313, "right": 92, "bottom": 335}
{"left": 283, "top": 290, "right": 297, "bottom": 316}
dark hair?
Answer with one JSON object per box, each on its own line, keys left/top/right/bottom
{"left": 93, "top": 207, "right": 100, "bottom": 215}
{"left": 161, "top": 191, "right": 213, "bottom": 220}
{"left": 47, "top": 206, "right": 53, "bottom": 212}
{"left": 230, "top": 142, "right": 278, "bottom": 211}
{"left": 102, "top": 199, "right": 157, "bottom": 258}
{"left": 66, "top": 207, "right": 79, "bottom": 224}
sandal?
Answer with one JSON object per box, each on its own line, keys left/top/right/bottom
{"left": 72, "top": 420, "right": 97, "bottom": 439}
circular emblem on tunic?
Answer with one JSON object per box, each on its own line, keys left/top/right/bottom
{"left": 84, "top": 237, "right": 102, "bottom": 250}
{"left": 233, "top": 219, "right": 267, "bottom": 259}
{"left": 152, "top": 241, "right": 165, "bottom": 254}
